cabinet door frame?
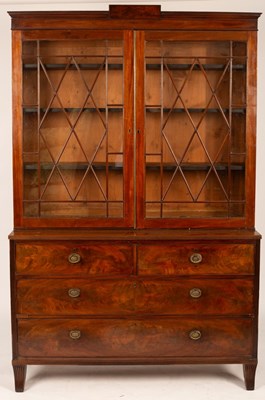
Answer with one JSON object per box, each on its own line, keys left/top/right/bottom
{"left": 136, "top": 30, "right": 257, "bottom": 229}
{"left": 13, "top": 29, "right": 134, "bottom": 228}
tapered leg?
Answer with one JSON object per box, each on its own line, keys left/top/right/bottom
{"left": 13, "top": 365, "right": 27, "bottom": 392}
{"left": 243, "top": 363, "right": 257, "bottom": 390}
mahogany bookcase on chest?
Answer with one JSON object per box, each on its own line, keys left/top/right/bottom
{"left": 8, "top": 5, "right": 261, "bottom": 392}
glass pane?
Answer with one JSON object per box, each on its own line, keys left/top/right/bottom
{"left": 23, "top": 164, "right": 38, "bottom": 201}
{"left": 24, "top": 202, "right": 39, "bottom": 217}
{"left": 144, "top": 40, "right": 247, "bottom": 219}
{"left": 22, "top": 41, "right": 38, "bottom": 106}
{"left": 23, "top": 111, "right": 38, "bottom": 153}
{"left": 22, "top": 39, "right": 124, "bottom": 219}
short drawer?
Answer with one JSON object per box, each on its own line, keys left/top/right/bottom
{"left": 17, "top": 278, "right": 254, "bottom": 316}
{"left": 17, "top": 317, "right": 253, "bottom": 358}
{"left": 15, "top": 242, "right": 133, "bottom": 275}
{"left": 138, "top": 244, "right": 255, "bottom": 275}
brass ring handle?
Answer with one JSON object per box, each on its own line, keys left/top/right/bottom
{"left": 68, "top": 288, "right": 81, "bottom": 298}
{"left": 189, "top": 288, "right": 202, "bottom": 299}
{"left": 190, "top": 253, "right": 202, "bottom": 264}
{"left": 69, "top": 330, "right": 81, "bottom": 340}
{"left": 189, "top": 329, "right": 202, "bottom": 341}
{"left": 68, "top": 252, "right": 81, "bottom": 264}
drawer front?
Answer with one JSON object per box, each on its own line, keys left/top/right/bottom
{"left": 16, "top": 242, "right": 133, "bottom": 275}
{"left": 138, "top": 244, "right": 255, "bottom": 275}
{"left": 18, "top": 318, "right": 253, "bottom": 358}
{"left": 17, "top": 278, "right": 254, "bottom": 316}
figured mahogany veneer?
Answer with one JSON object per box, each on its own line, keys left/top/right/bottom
{"left": 138, "top": 244, "right": 255, "bottom": 275}
{"left": 16, "top": 278, "right": 254, "bottom": 316}
{"left": 16, "top": 242, "right": 133, "bottom": 276}
{"left": 9, "top": 5, "right": 261, "bottom": 393}
{"left": 18, "top": 318, "right": 253, "bottom": 358}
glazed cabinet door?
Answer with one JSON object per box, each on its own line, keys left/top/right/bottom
{"left": 136, "top": 31, "right": 257, "bottom": 228}
{"left": 13, "top": 30, "right": 134, "bottom": 228}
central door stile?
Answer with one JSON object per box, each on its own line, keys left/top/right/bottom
{"left": 123, "top": 30, "right": 135, "bottom": 227}
{"left": 135, "top": 31, "right": 145, "bottom": 228}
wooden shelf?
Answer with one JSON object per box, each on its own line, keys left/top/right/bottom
{"left": 146, "top": 63, "right": 246, "bottom": 71}
{"left": 23, "top": 161, "right": 244, "bottom": 172}
{"left": 23, "top": 63, "right": 123, "bottom": 70}
{"left": 23, "top": 107, "right": 123, "bottom": 113}
{"left": 145, "top": 107, "right": 246, "bottom": 114}
{"left": 23, "top": 62, "right": 246, "bottom": 72}
{"left": 23, "top": 106, "right": 246, "bottom": 114}
{"left": 145, "top": 163, "right": 245, "bottom": 171}
{"left": 23, "top": 162, "right": 124, "bottom": 171}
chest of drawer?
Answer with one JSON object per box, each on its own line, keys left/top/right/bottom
{"left": 15, "top": 242, "right": 133, "bottom": 275}
{"left": 138, "top": 243, "right": 255, "bottom": 275}
{"left": 17, "top": 278, "right": 254, "bottom": 316}
{"left": 17, "top": 317, "right": 253, "bottom": 359}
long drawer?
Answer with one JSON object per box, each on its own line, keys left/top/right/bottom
{"left": 17, "top": 278, "right": 254, "bottom": 316}
{"left": 138, "top": 243, "right": 255, "bottom": 275}
{"left": 17, "top": 318, "right": 253, "bottom": 358}
{"left": 15, "top": 242, "right": 133, "bottom": 275}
